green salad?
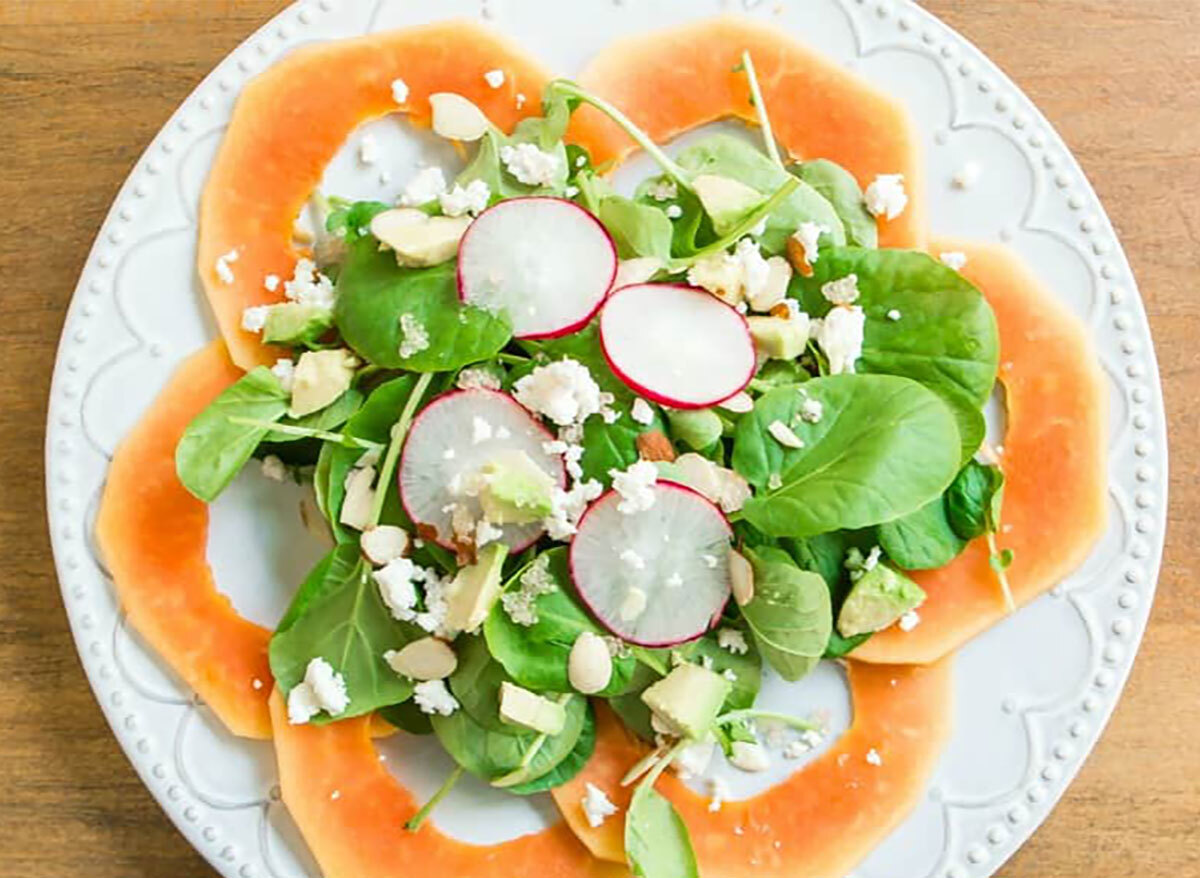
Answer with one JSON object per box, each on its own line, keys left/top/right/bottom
{"left": 177, "top": 53, "right": 1010, "bottom": 877}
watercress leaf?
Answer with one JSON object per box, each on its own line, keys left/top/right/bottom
{"left": 269, "top": 558, "right": 420, "bottom": 720}
{"left": 792, "top": 247, "right": 999, "bottom": 461}
{"left": 175, "top": 367, "right": 290, "bottom": 502}
{"left": 945, "top": 460, "right": 1005, "bottom": 540}
{"left": 265, "top": 388, "right": 363, "bottom": 443}
{"left": 503, "top": 705, "right": 596, "bottom": 794}
{"left": 674, "top": 134, "right": 845, "bottom": 254}
{"left": 876, "top": 496, "right": 967, "bottom": 570}
{"left": 378, "top": 700, "right": 433, "bottom": 736}
{"left": 739, "top": 546, "right": 832, "bottom": 681}
{"left": 483, "top": 549, "right": 637, "bottom": 696}
{"left": 334, "top": 239, "right": 511, "bottom": 371}
{"left": 733, "top": 375, "right": 962, "bottom": 538}
{"left": 790, "top": 159, "right": 878, "bottom": 248}
{"left": 625, "top": 783, "right": 700, "bottom": 878}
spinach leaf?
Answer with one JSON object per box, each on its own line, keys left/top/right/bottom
{"left": 265, "top": 388, "right": 363, "bottom": 443}
{"left": 334, "top": 239, "right": 511, "bottom": 371}
{"left": 946, "top": 460, "right": 1005, "bottom": 540}
{"left": 750, "top": 359, "right": 811, "bottom": 391}
{"left": 733, "top": 375, "right": 961, "bottom": 538}
{"left": 277, "top": 542, "right": 361, "bottom": 634}
{"left": 321, "top": 376, "right": 418, "bottom": 542}
{"left": 633, "top": 177, "right": 714, "bottom": 258}
{"left": 739, "top": 546, "right": 831, "bottom": 681}
{"left": 600, "top": 196, "right": 675, "bottom": 261}
{"left": 625, "top": 782, "right": 699, "bottom": 878}
{"left": 782, "top": 531, "right": 876, "bottom": 658}
{"left": 792, "top": 247, "right": 999, "bottom": 460}
{"left": 456, "top": 95, "right": 572, "bottom": 198}
{"left": 175, "top": 367, "right": 290, "bottom": 502}
{"left": 674, "top": 134, "right": 845, "bottom": 254}
{"left": 379, "top": 700, "right": 433, "bottom": 736}
{"left": 689, "top": 632, "right": 761, "bottom": 710}
{"left": 790, "top": 159, "right": 877, "bottom": 248}
{"left": 327, "top": 200, "right": 391, "bottom": 241}
{"left": 483, "top": 549, "right": 637, "bottom": 696}
{"left": 877, "top": 496, "right": 967, "bottom": 570}
{"left": 269, "top": 557, "right": 421, "bottom": 721}
{"left": 503, "top": 706, "right": 596, "bottom": 794}
{"left": 447, "top": 635, "right": 521, "bottom": 732}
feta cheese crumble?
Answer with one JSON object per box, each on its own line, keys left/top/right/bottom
{"left": 399, "top": 166, "right": 447, "bottom": 207}
{"left": 374, "top": 558, "right": 420, "bottom": 622}
{"left": 398, "top": 312, "right": 430, "bottom": 359}
{"left": 582, "top": 783, "right": 619, "bottom": 828}
{"left": 793, "top": 221, "right": 826, "bottom": 267}
{"left": 215, "top": 248, "right": 239, "bottom": 285}
{"left": 708, "top": 777, "right": 731, "bottom": 813}
{"left": 898, "top": 609, "right": 921, "bottom": 632}
{"left": 952, "top": 161, "right": 981, "bottom": 190}
{"left": 730, "top": 741, "right": 771, "bottom": 773}
{"left": 483, "top": 68, "right": 506, "bottom": 88}
{"left": 673, "top": 737, "right": 716, "bottom": 780}
{"left": 887, "top": 309, "right": 902, "bottom": 321}
{"left": 283, "top": 257, "right": 336, "bottom": 309}
{"left": 287, "top": 657, "right": 349, "bottom": 724}
{"left": 767, "top": 419, "right": 805, "bottom": 449}
{"left": 645, "top": 179, "right": 678, "bottom": 201}
{"left": 543, "top": 479, "right": 603, "bottom": 541}
{"left": 241, "top": 305, "right": 269, "bottom": 333}
{"left": 630, "top": 397, "right": 655, "bottom": 426}
{"left": 820, "top": 273, "right": 861, "bottom": 306}
{"left": 358, "top": 134, "right": 380, "bottom": 166}
{"left": 865, "top": 748, "right": 883, "bottom": 766}
{"left": 864, "top": 173, "right": 908, "bottom": 220}
{"left": 735, "top": 237, "right": 771, "bottom": 307}
{"left": 814, "top": 306, "right": 865, "bottom": 375}
{"left": 391, "top": 78, "right": 410, "bottom": 104}
{"left": 513, "top": 358, "right": 604, "bottom": 426}
{"left": 609, "top": 460, "right": 658, "bottom": 514}
{"left": 413, "top": 679, "right": 459, "bottom": 716}
{"left": 717, "top": 628, "right": 749, "bottom": 655}
{"left": 665, "top": 204, "right": 684, "bottom": 219}
{"left": 799, "top": 397, "right": 823, "bottom": 424}
{"left": 500, "top": 142, "right": 562, "bottom": 186}
{"left": 439, "top": 179, "right": 491, "bottom": 217}
{"left": 264, "top": 273, "right": 281, "bottom": 292}
{"left": 940, "top": 250, "right": 968, "bottom": 271}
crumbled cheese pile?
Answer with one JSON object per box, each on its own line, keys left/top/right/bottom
{"left": 609, "top": 460, "right": 658, "bottom": 515}
{"left": 513, "top": 358, "right": 607, "bottom": 427}
{"left": 373, "top": 557, "right": 452, "bottom": 635}
{"left": 864, "top": 173, "right": 908, "bottom": 220}
{"left": 287, "top": 657, "right": 350, "bottom": 724}
{"left": 581, "top": 782, "right": 619, "bottom": 828}
{"left": 413, "top": 679, "right": 459, "bottom": 716}
{"left": 500, "top": 142, "right": 562, "bottom": 187}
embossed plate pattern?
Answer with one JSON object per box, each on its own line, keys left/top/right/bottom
{"left": 44, "top": 2, "right": 1167, "bottom": 877}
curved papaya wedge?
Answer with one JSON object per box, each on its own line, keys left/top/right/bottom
{"left": 855, "top": 240, "right": 1107, "bottom": 663}
{"left": 199, "top": 20, "right": 553, "bottom": 370}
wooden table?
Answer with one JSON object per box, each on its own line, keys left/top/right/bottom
{"left": 2, "top": 1, "right": 1196, "bottom": 875}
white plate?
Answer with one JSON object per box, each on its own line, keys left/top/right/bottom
{"left": 44, "top": 2, "right": 1167, "bottom": 877}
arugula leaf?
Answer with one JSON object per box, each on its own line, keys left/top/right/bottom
{"left": 269, "top": 557, "right": 421, "bottom": 721}
{"left": 946, "top": 460, "right": 1005, "bottom": 540}
{"left": 674, "top": 134, "right": 845, "bottom": 254}
{"left": 483, "top": 549, "right": 638, "bottom": 696}
{"left": 790, "top": 159, "right": 878, "bottom": 248}
{"left": 792, "top": 247, "right": 999, "bottom": 461}
{"left": 175, "top": 367, "right": 290, "bottom": 502}
{"left": 877, "top": 496, "right": 967, "bottom": 570}
{"left": 265, "top": 388, "right": 363, "bottom": 444}
{"left": 625, "top": 772, "right": 699, "bottom": 878}
{"left": 739, "top": 546, "right": 831, "bottom": 681}
{"left": 333, "top": 239, "right": 511, "bottom": 371}
{"left": 733, "top": 375, "right": 961, "bottom": 538}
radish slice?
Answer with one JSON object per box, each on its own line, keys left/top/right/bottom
{"left": 599, "top": 284, "right": 756, "bottom": 409}
{"left": 570, "top": 482, "right": 733, "bottom": 646}
{"left": 399, "top": 389, "right": 566, "bottom": 552}
{"left": 457, "top": 197, "right": 617, "bottom": 339}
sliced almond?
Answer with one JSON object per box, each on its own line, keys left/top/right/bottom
{"left": 339, "top": 466, "right": 376, "bottom": 532}
{"left": 613, "top": 256, "right": 664, "bottom": 289}
{"left": 636, "top": 430, "right": 676, "bottom": 463}
{"left": 385, "top": 638, "right": 458, "bottom": 681}
{"left": 369, "top": 208, "right": 471, "bottom": 268}
{"left": 747, "top": 256, "right": 793, "bottom": 312}
{"left": 785, "top": 235, "right": 816, "bottom": 277}
{"left": 729, "top": 549, "right": 754, "bottom": 607}
{"left": 430, "top": 92, "right": 491, "bottom": 142}
{"left": 717, "top": 391, "right": 754, "bottom": 414}
{"left": 361, "top": 525, "right": 409, "bottom": 567}
{"left": 568, "top": 632, "right": 613, "bottom": 695}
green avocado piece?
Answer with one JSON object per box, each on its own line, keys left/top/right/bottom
{"left": 444, "top": 543, "right": 509, "bottom": 634}
{"left": 478, "top": 450, "right": 556, "bottom": 525}
{"left": 836, "top": 562, "right": 926, "bottom": 638}
{"left": 665, "top": 408, "right": 723, "bottom": 451}
{"left": 692, "top": 174, "right": 764, "bottom": 235}
{"left": 641, "top": 663, "right": 731, "bottom": 740}
{"left": 262, "top": 302, "right": 335, "bottom": 346}
{"left": 498, "top": 682, "right": 566, "bottom": 736}
{"left": 747, "top": 315, "right": 808, "bottom": 360}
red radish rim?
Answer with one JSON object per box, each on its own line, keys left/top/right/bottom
{"left": 568, "top": 480, "right": 733, "bottom": 648}
{"left": 456, "top": 196, "right": 618, "bottom": 341}
{"left": 598, "top": 283, "right": 756, "bottom": 410}
{"left": 397, "top": 387, "right": 567, "bottom": 553}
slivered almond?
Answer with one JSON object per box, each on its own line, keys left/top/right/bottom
{"left": 636, "top": 430, "right": 676, "bottom": 462}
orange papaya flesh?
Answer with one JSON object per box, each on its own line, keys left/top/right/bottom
{"left": 95, "top": 342, "right": 273, "bottom": 738}
{"left": 268, "top": 690, "right": 630, "bottom": 878}
{"left": 553, "top": 660, "right": 952, "bottom": 877}
{"left": 568, "top": 15, "right": 926, "bottom": 249}
{"left": 199, "top": 20, "right": 554, "bottom": 371}
{"left": 855, "top": 240, "right": 1108, "bottom": 664}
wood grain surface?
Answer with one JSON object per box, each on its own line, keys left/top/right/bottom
{"left": 2, "top": 1, "right": 1196, "bottom": 875}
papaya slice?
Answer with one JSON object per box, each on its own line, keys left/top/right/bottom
{"left": 568, "top": 15, "right": 926, "bottom": 249}
{"left": 553, "top": 660, "right": 951, "bottom": 876}
{"left": 95, "top": 342, "right": 273, "bottom": 738}
{"left": 854, "top": 240, "right": 1108, "bottom": 664}
{"left": 268, "top": 690, "right": 629, "bottom": 878}
{"left": 199, "top": 20, "right": 553, "bottom": 371}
